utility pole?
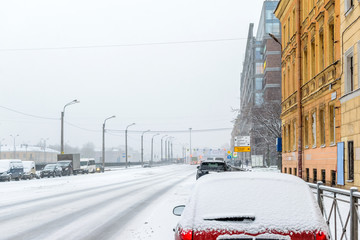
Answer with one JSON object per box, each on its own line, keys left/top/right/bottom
{"left": 10, "top": 134, "right": 19, "bottom": 158}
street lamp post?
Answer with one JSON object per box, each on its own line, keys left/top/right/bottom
{"left": 189, "top": 128, "right": 192, "bottom": 164}
{"left": 61, "top": 99, "right": 79, "bottom": 154}
{"left": 125, "top": 123, "right": 136, "bottom": 168}
{"left": 10, "top": 134, "right": 19, "bottom": 158}
{"left": 168, "top": 137, "right": 174, "bottom": 162}
{"left": 161, "top": 135, "right": 168, "bottom": 162}
{"left": 141, "top": 130, "right": 151, "bottom": 166}
{"left": 0, "top": 138, "right": 4, "bottom": 159}
{"left": 151, "top": 133, "right": 160, "bottom": 165}
{"left": 102, "top": 116, "right": 116, "bottom": 168}
{"left": 41, "top": 138, "right": 49, "bottom": 162}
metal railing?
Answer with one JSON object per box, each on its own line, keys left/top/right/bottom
{"left": 308, "top": 182, "right": 360, "bottom": 240}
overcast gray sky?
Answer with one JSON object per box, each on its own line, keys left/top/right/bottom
{"left": 0, "top": 0, "right": 265, "bottom": 156}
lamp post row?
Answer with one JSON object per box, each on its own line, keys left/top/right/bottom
{"left": 10, "top": 99, "right": 182, "bottom": 167}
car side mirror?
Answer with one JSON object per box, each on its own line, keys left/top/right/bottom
{"left": 197, "top": 166, "right": 200, "bottom": 169}
{"left": 173, "top": 205, "right": 185, "bottom": 216}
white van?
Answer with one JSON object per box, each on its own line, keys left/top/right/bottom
{"left": 0, "top": 159, "right": 24, "bottom": 181}
{"left": 80, "top": 158, "right": 96, "bottom": 174}
{"left": 22, "top": 161, "right": 36, "bottom": 179}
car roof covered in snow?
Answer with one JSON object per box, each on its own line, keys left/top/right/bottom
{"left": 179, "top": 172, "right": 328, "bottom": 235}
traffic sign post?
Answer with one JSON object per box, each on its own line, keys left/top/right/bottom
{"left": 234, "top": 146, "right": 251, "bottom": 152}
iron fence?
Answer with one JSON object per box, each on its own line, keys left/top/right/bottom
{"left": 308, "top": 182, "right": 360, "bottom": 240}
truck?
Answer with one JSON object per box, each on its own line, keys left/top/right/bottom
{"left": 57, "top": 154, "right": 81, "bottom": 175}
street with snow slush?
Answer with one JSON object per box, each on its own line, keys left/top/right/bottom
{"left": 0, "top": 165, "right": 196, "bottom": 240}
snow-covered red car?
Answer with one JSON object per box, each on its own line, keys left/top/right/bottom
{"left": 173, "top": 172, "right": 329, "bottom": 240}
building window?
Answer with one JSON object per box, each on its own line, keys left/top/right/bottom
{"left": 304, "top": 115, "right": 309, "bottom": 147}
{"left": 303, "top": 49, "right": 308, "bottom": 82}
{"left": 293, "top": 121, "right": 296, "bottom": 151}
{"left": 287, "top": 124, "right": 291, "bottom": 152}
{"left": 313, "top": 169, "right": 317, "bottom": 183}
{"left": 294, "top": 168, "right": 297, "bottom": 176}
{"left": 255, "top": 78, "right": 263, "bottom": 90}
{"left": 348, "top": 141, "right": 354, "bottom": 181}
{"left": 345, "top": 0, "right": 354, "bottom": 13}
{"left": 311, "top": 40, "right": 316, "bottom": 77}
{"left": 292, "top": 9, "right": 296, "bottom": 36}
{"left": 345, "top": 48, "right": 354, "bottom": 93}
{"left": 284, "top": 167, "right": 287, "bottom": 173}
{"left": 256, "top": 63, "right": 264, "bottom": 74}
{"left": 289, "top": 168, "right": 292, "bottom": 175}
{"left": 311, "top": 111, "right": 317, "bottom": 147}
{"left": 329, "top": 105, "right": 336, "bottom": 144}
{"left": 306, "top": 168, "right": 310, "bottom": 182}
{"left": 329, "top": 24, "right": 335, "bottom": 64}
{"left": 319, "top": 108, "right": 325, "bottom": 146}
{"left": 321, "top": 169, "right": 326, "bottom": 184}
{"left": 288, "top": 18, "right": 290, "bottom": 41}
{"left": 331, "top": 170, "right": 336, "bottom": 186}
{"left": 319, "top": 31, "right": 324, "bottom": 70}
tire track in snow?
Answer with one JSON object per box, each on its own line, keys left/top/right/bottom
{"left": 0, "top": 171, "right": 179, "bottom": 223}
{"left": 82, "top": 172, "right": 194, "bottom": 240}
{"left": 4, "top": 171, "right": 193, "bottom": 240}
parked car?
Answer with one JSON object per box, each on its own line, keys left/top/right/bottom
{"left": 173, "top": 172, "right": 329, "bottom": 240}
{"left": 0, "top": 159, "right": 23, "bottom": 181}
{"left": 0, "top": 166, "right": 11, "bottom": 182}
{"left": 40, "top": 164, "right": 62, "bottom": 178}
{"left": 22, "top": 161, "right": 36, "bottom": 180}
{"left": 196, "top": 160, "right": 229, "bottom": 180}
{"left": 95, "top": 164, "right": 104, "bottom": 173}
{"left": 57, "top": 160, "right": 73, "bottom": 176}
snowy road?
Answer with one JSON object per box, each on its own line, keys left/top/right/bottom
{"left": 0, "top": 164, "right": 196, "bottom": 240}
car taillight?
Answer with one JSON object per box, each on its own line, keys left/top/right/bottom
{"left": 180, "top": 229, "right": 193, "bottom": 240}
{"left": 316, "top": 232, "right": 327, "bottom": 240}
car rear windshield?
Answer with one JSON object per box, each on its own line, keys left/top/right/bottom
{"left": 44, "top": 164, "right": 56, "bottom": 170}
{"left": 201, "top": 162, "right": 226, "bottom": 171}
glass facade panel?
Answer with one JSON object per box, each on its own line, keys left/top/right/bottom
{"left": 256, "top": 63, "right": 264, "bottom": 74}
{"left": 255, "top": 78, "right": 263, "bottom": 90}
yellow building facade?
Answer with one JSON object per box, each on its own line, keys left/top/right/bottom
{"left": 275, "top": 0, "right": 341, "bottom": 185}
{"left": 339, "top": 0, "right": 360, "bottom": 187}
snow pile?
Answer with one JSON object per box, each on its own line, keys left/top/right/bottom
{"left": 179, "top": 172, "right": 329, "bottom": 235}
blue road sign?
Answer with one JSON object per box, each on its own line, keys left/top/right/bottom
{"left": 227, "top": 155, "right": 232, "bottom": 159}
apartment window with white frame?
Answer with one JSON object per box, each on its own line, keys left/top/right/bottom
{"left": 311, "top": 111, "right": 316, "bottom": 147}
{"left": 345, "top": 47, "right": 354, "bottom": 94}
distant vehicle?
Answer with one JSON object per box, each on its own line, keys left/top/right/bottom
{"left": 0, "top": 159, "right": 23, "bottom": 181}
{"left": 95, "top": 164, "right": 104, "bottom": 173}
{"left": 143, "top": 163, "right": 151, "bottom": 168}
{"left": 57, "top": 154, "right": 80, "bottom": 175}
{"left": 40, "top": 164, "right": 62, "bottom": 178}
{"left": 190, "top": 157, "right": 198, "bottom": 165}
{"left": 196, "top": 160, "right": 229, "bottom": 180}
{"left": 57, "top": 160, "right": 73, "bottom": 176}
{"left": 0, "top": 163, "right": 11, "bottom": 181}
{"left": 173, "top": 172, "right": 330, "bottom": 240}
{"left": 79, "top": 158, "right": 96, "bottom": 174}
{"left": 22, "top": 161, "right": 36, "bottom": 180}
